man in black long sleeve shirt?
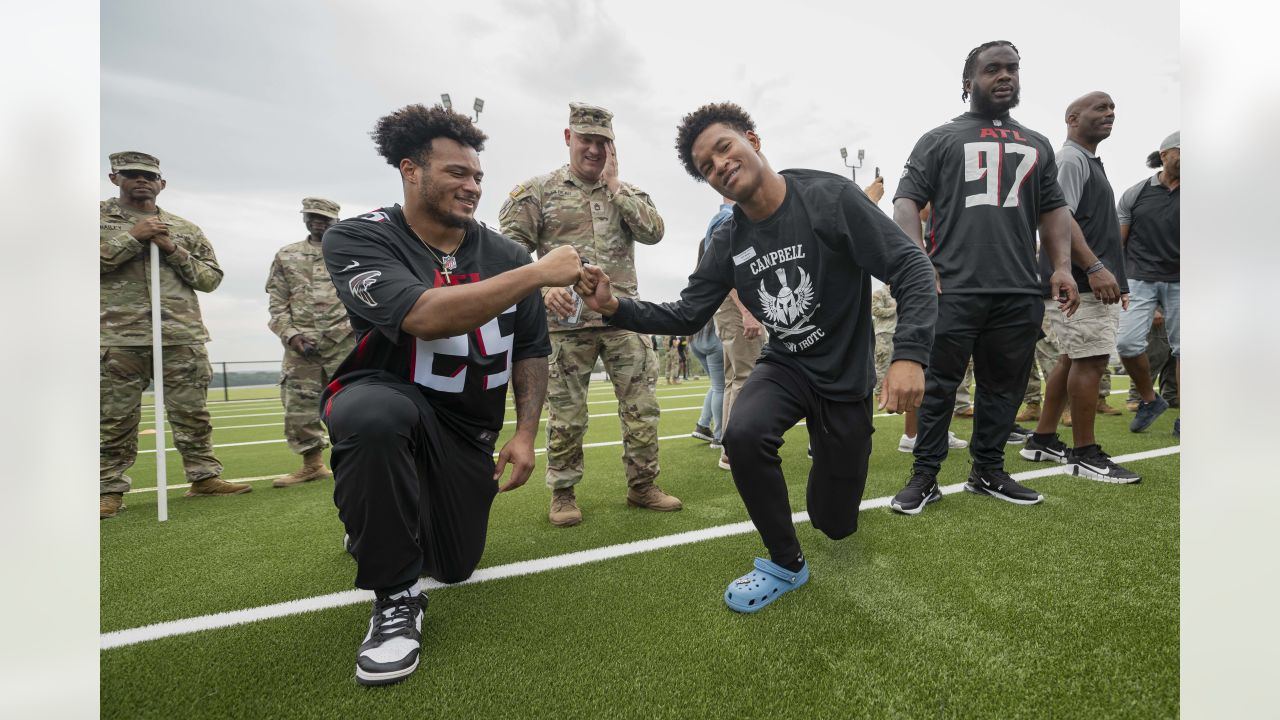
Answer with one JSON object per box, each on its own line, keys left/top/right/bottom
{"left": 577, "top": 103, "right": 937, "bottom": 614}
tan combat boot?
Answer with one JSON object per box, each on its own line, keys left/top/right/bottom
{"left": 626, "top": 482, "right": 683, "bottom": 512}
{"left": 185, "top": 478, "right": 253, "bottom": 497}
{"left": 1016, "top": 402, "right": 1041, "bottom": 422}
{"left": 274, "top": 449, "right": 331, "bottom": 488}
{"left": 1096, "top": 398, "right": 1123, "bottom": 416}
{"left": 1061, "top": 408, "right": 1073, "bottom": 427}
{"left": 549, "top": 488, "right": 582, "bottom": 527}
{"left": 100, "top": 493, "right": 124, "bottom": 519}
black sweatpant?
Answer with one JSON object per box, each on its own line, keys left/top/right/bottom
{"left": 913, "top": 293, "right": 1044, "bottom": 475}
{"left": 325, "top": 380, "right": 498, "bottom": 593}
{"left": 721, "top": 360, "right": 874, "bottom": 567}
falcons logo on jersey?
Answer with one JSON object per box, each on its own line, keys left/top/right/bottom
{"left": 758, "top": 267, "right": 819, "bottom": 338}
{"left": 349, "top": 270, "right": 381, "bottom": 307}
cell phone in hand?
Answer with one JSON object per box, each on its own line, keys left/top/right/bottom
{"left": 875, "top": 166, "right": 881, "bottom": 178}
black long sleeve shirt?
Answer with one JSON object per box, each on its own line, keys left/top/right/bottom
{"left": 608, "top": 169, "right": 936, "bottom": 401}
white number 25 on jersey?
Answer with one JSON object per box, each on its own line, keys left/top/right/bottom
{"left": 412, "top": 306, "right": 515, "bottom": 393}
{"left": 964, "top": 142, "right": 1037, "bottom": 208}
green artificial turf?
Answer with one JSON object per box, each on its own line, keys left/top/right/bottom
{"left": 103, "top": 375, "right": 1179, "bottom": 718}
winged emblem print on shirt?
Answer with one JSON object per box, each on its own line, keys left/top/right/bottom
{"left": 757, "top": 266, "right": 819, "bottom": 338}
{"left": 349, "top": 270, "right": 382, "bottom": 307}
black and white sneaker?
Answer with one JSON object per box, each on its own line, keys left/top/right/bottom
{"left": 964, "top": 467, "right": 1043, "bottom": 505}
{"left": 1068, "top": 445, "right": 1141, "bottom": 484}
{"left": 1019, "top": 433, "right": 1069, "bottom": 464}
{"left": 890, "top": 472, "right": 942, "bottom": 515}
{"left": 356, "top": 583, "right": 426, "bottom": 687}
{"left": 1007, "top": 424, "right": 1033, "bottom": 445}
{"left": 691, "top": 424, "right": 715, "bottom": 442}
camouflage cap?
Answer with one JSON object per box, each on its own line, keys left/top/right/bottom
{"left": 300, "top": 197, "right": 341, "bottom": 219}
{"left": 568, "top": 102, "right": 614, "bottom": 140}
{"left": 109, "top": 151, "right": 161, "bottom": 174}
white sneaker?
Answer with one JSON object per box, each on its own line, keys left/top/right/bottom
{"left": 356, "top": 581, "right": 425, "bottom": 686}
{"left": 898, "top": 432, "right": 967, "bottom": 452}
{"left": 897, "top": 434, "right": 916, "bottom": 453}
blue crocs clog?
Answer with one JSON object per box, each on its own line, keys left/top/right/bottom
{"left": 724, "top": 557, "right": 810, "bottom": 613}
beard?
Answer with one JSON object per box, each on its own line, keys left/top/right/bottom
{"left": 421, "top": 177, "right": 476, "bottom": 230}
{"left": 972, "top": 87, "right": 1021, "bottom": 117}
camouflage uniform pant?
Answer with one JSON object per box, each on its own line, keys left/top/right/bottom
{"left": 953, "top": 361, "right": 976, "bottom": 412}
{"left": 1022, "top": 328, "right": 1061, "bottom": 405}
{"left": 873, "top": 332, "right": 893, "bottom": 397}
{"left": 715, "top": 301, "right": 765, "bottom": 437}
{"left": 100, "top": 344, "right": 221, "bottom": 495}
{"left": 280, "top": 337, "right": 353, "bottom": 454}
{"left": 665, "top": 348, "right": 681, "bottom": 382}
{"left": 545, "top": 328, "right": 660, "bottom": 490}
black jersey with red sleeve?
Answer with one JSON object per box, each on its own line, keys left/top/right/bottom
{"left": 894, "top": 112, "right": 1067, "bottom": 295}
{"left": 319, "top": 205, "right": 550, "bottom": 448}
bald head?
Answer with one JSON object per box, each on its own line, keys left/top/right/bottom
{"left": 1065, "top": 91, "right": 1111, "bottom": 122}
{"left": 1064, "top": 91, "right": 1115, "bottom": 149}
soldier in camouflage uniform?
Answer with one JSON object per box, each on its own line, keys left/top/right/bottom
{"left": 100, "top": 151, "right": 250, "bottom": 519}
{"left": 265, "top": 197, "right": 355, "bottom": 488}
{"left": 499, "top": 102, "right": 679, "bottom": 527}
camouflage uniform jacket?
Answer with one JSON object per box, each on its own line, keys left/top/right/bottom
{"left": 100, "top": 198, "right": 223, "bottom": 346}
{"left": 265, "top": 238, "right": 354, "bottom": 350}
{"left": 871, "top": 285, "right": 897, "bottom": 336}
{"left": 499, "top": 164, "right": 664, "bottom": 331}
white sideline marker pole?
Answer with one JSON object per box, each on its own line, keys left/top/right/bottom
{"left": 150, "top": 242, "right": 168, "bottom": 522}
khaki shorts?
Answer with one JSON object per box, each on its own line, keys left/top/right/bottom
{"left": 1043, "top": 293, "right": 1119, "bottom": 360}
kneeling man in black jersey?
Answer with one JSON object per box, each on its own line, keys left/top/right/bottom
{"left": 321, "top": 104, "right": 583, "bottom": 686}
{"left": 577, "top": 103, "right": 937, "bottom": 613}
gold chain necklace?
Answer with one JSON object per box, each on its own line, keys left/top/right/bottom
{"left": 406, "top": 220, "right": 464, "bottom": 279}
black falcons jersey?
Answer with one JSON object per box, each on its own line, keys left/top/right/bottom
{"left": 895, "top": 112, "right": 1067, "bottom": 294}
{"left": 319, "top": 205, "right": 550, "bottom": 448}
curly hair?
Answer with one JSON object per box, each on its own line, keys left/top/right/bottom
{"left": 370, "top": 104, "right": 488, "bottom": 167}
{"left": 961, "top": 40, "right": 1020, "bottom": 102}
{"left": 673, "top": 102, "right": 756, "bottom": 181}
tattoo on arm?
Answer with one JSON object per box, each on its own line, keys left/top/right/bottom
{"left": 511, "top": 357, "right": 548, "bottom": 436}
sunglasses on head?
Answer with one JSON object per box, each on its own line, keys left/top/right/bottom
{"left": 118, "top": 170, "right": 160, "bottom": 181}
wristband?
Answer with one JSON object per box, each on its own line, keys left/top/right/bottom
{"left": 1085, "top": 261, "right": 1106, "bottom": 275}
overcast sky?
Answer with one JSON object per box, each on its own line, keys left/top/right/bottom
{"left": 102, "top": 0, "right": 1179, "bottom": 364}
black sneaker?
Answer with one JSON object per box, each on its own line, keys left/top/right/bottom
{"left": 1173, "top": 417, "right": 1180, "bottom": 438}
{"left": 691, "top": 424, "right": 715, "bottom": 442}
{"left": 356, "top": 586, "right": 426, "bottom": 687}
{"left": 1069, "top": 445, "right": 1141, "bottom": 484}
{"left": 890, "top": 472, "right": 942, "bottom": 515}
{"left": 1007, "top": 424, "right": 1033, "bottom": 445}
{"left": 1019, "top": 433, "right": 1068, "bottom": 464}
{"left": 964, "top": 467, "right": 1043, "bottom": 505}
{"left": 1129, "top": 396, "right": 1169, "bottom": 433}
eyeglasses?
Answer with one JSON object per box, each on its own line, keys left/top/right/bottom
{"left": 118, "top": 170, "right": 160, "bottom": 181}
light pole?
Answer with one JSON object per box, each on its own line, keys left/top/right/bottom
{"left": 440, "top": 94, "right": 485, "bottom": 123}
{"left": 840, "top": 147, "right": 865, "bottom": 184}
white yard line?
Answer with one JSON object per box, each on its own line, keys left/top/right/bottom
{"left": 102, "top": 445, "right": 1180, "bottom": 649}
